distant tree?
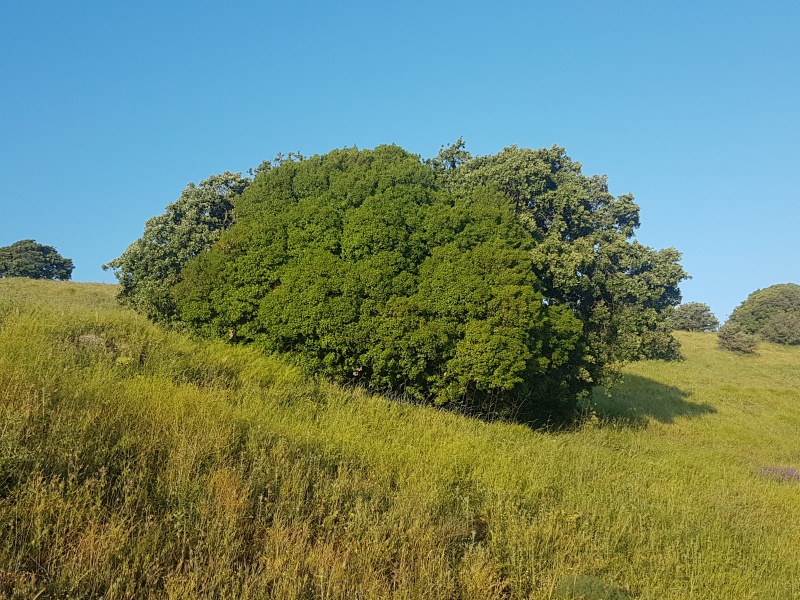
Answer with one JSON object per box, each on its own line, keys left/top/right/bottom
{"left": 667, "top": 302, "right": 719, "bottom": 332}
{"left": 248, "top": 151, "right": 306, "bottom": 177}
{"left": 721, "top": 283, "right": 800, "bottom": 349}
{"left": 426, "top": 137, "right": 472, "bottom": 173}
{"left": 0, "top": 239, "right": 74, "bottom": 280}
{"left": 103, "top": 171, "right": 251, "bottom": 323}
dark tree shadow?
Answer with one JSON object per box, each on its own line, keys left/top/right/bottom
{"left": 591, "top": 374, "right": 716, "bottom": 427}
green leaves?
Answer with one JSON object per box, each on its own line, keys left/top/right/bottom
{"left": 445, "top": 144, "right": 687, "bottom": 372}
{"left": 103, "top": 171, "right": 251, "bottom": 323}
{"left": 721, "top": 283, "right": 800, "bottom": 349}
{"left": 0, "top": 239, "right": 74, "bottom": 280}
{"left": 171, "top": 146, "right": 586, "bottom": 418}
{"left": 118, "top": 141, "right": 688, "bottom": 422}
{"left": 667, "top": 302, "right": 720, "bottom": 332}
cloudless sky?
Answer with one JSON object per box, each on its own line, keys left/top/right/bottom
{"left": 2, "top": 0, "right": 798, "bottom": 321}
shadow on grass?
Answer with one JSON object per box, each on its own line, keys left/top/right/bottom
{"left": 591, "top": 374, "right": 716, "bottom": 426}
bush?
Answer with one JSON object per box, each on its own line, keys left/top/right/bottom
{"left": 718, "top": 322, "right": 757, "bottom": 354}
{"left": 103, "top": 172, "right": 250, "bottom": 322}
{"left": 117, "top": 142, "right": 687, "bottom": 422}
{"left": 444, "top": 143, "right": 687, "bottom": 367}
{"left": 760, "top": 311, "right": 800, "bottom": 345}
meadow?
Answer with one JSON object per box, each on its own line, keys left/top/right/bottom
{"left": 1, "top": 279, "right": 798, "bottom": 599}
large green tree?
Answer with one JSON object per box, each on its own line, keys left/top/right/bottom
{"left": 173, "top": 146, "right": 588, "bottom": 419}
{"left": 0, "top": 239, "right": 74, "bottom": 280}
{"left": 116, "top": 142, "right": 687, "bottom": 421}
{"left": 438, "top": 143, "right": 687, "bottom": 382}
{"left": 104, "top": 172, "right": 250, "bottom": 322}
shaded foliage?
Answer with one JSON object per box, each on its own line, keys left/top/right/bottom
{"left": 0, "top": 239, "right": 74, "bottom": 280}
{"left": 718, "top": 321, "right": 758, "bottom": 354}
{"left": 760, "top": 311, "right": 800, "bottom": 345}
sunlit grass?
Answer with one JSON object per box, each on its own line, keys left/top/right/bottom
{"left": 1, "top": 279, "right": 798, "bottom": 598}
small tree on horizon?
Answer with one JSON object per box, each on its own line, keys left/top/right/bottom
{"left": 667, "top": 302, "right": 719, "bottom": 332}
{"left": 0, "top": 239, "right": 74, "bottom": 280}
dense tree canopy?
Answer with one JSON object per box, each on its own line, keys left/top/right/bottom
{"left": 173, "top": 146, "right": 587, "bottom": 418}
{"left": 439, "top": 142, "right": 686, "bottom": 378}
{"left": 103, "top": 172, "right": 250, "bottom": 322}
{"left": 0, "top": 239, "right": 74, "bottom": 280}
{"left": 720, "top": 283, "right": 800, "bottom": 348}
{"left": 667, "top": 302, "right": 720, "bottom": 332}
{"left": 112, "top": 142, "right": 688, "bottom": 421}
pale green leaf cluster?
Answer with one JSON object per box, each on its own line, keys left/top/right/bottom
{"left": 103, "top": 172, "right": 250, "bottom": 322}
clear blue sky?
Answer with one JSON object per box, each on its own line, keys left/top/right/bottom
{"left": 2, "top": 0, "right": 798, "bottom": 321}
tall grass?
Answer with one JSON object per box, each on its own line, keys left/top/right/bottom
{"left": 1, "top": 279, "right": 798, "bottom": 598}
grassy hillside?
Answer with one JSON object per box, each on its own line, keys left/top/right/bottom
{"left": 1, "top": 279, "right": 798, "bottom": 599}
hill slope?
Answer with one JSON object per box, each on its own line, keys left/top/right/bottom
{"left": 1, "top": 279, "right": 798, "bottom": 599}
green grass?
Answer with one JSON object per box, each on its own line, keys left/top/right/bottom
{"left": 1, "top": 278, "right": 798, "bottom": 599}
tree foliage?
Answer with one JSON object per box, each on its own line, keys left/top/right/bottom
{"left": 117, "top": 142, "right": 687, "bottom": 421}
{"left": 173, "top": 146, "right": 588, "bottom": 419}
{"left": 0, "top": 239, "right": 74, "bottom": 280}
{"left": 721, "top": 283, "right": 800, "bottom": 348}
{"left": 667, "top": 302, "right": 719, "bottom": 332}
{"left": 760, "top": 311, "right": 800, "bottom": 346}
{"left": 717, "top": 321, "right": 758, "bottom": 354}
{"left": 103, "top": 172, "right": 250, "bottom": 322}
{"left": 440, "top": 144, "right": 687, "bottom": 378}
